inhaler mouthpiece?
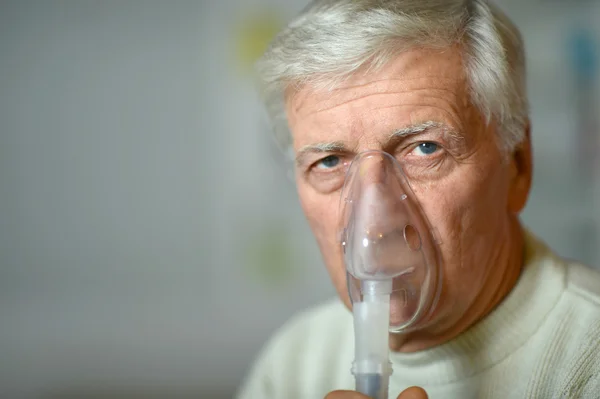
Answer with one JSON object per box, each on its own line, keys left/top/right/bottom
{"left": 340, "top": 150, "right": 442, "bottom": 331}
{"left": 339, "top": 151, "right": 442, "bottom": 399}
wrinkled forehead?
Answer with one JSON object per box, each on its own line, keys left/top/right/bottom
{"left": 286, "top": 47, "right": 468, "bottom": 118}
{"left": 285, "top": 48, "right": 477, "bottom": 151}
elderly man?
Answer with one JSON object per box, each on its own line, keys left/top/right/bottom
{"left": 238, "top": 0, "right": 600, "bottom": 398}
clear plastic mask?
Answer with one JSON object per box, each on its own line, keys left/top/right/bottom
{"left": 340, "top": 150, "right": 443, "bottom": 332}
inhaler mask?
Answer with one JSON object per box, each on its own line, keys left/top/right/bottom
{"left": 339, "top": 150, "right": 443, "bottom": 398}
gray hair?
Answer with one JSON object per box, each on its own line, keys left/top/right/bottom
{"left": 256, "top": 0, "right": 529, "bottom": 158}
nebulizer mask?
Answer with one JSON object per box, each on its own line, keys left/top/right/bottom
{"left": 339, "top": 151, "right": 443, "bottom": 399}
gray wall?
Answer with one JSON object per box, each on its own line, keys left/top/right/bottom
{"left": 0, "top": 0, "right": 599, "bottom": 398}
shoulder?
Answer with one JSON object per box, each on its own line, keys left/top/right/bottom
{"left": 565, "top": 261, "right": 600, "bottom": 306}
{"left": 547, "top": 258, "right": 600, "bottom": 351}
{"left": 554, "top": 261, "right": 600, "bottom": 397}
{"left": 560, "top": 260, "right": 600, "bottom": 332}
{"left": 262, "top": 298, "right": 353, "bottom": 361}
{"left": 279, "top": 297, "right": 353, "bottom": 338}
{"left": 517, "top": 234, "right": 600, "bottom": 396}
{"left": 525, "top": 229, "right": 600, "bottom": 312}
{"left": 562, "top": 260, "right": 600, "bottom": 352}
{"left": 236, "top": 299, "right": 353, "bottom": 399}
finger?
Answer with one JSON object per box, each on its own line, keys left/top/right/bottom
{"left": 325, "top": 390, "right": 371, "bottom": 399}
{"left": 397, "top": 386, "right": 428, "bottom": 399}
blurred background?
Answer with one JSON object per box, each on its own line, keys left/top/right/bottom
{"left": 0, "top": 0, "right": 598, "bottom": 397}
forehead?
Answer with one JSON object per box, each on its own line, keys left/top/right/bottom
{"left": 286, "top": 47, "right": 472, "bottom": 149}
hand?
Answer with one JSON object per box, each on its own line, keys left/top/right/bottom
{"left": 325, "top": 386, "right": 428, "bottom": 399}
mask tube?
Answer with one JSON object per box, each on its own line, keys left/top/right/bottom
{"left": 339, "top": 150, "right": 442, "bottom": 398}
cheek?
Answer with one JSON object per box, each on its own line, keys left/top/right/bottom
{"left": 298, "top": 185, "right": 336, "bottom": 238}
{"left": 297, "top": 184, "right": 341, "bottom": 258}
{"left": 420, "top": 167, "right": 512, "bottom": 296}
{"left": 413, "top": 163, "right": 510, "bottom": 255}
{"left": 298, "top": 183, "right": 351, "bottom": 301}
{"left": 412, "top": 180, "right": 465, "bottom": 240}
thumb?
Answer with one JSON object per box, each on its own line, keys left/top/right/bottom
{"left": 397, "top": 386, "right": 428, "bottom": 399}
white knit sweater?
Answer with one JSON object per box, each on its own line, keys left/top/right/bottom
{"left": 237, "top": 233, "right": 600, "bottom": 398}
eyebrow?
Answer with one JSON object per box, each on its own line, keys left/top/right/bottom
{"left": 295, "top": 121, "right": 457, "bottom": 167}
{"left": 295, "top": 141, "right": 347, "bottom": 167}
{"left": 390, "top": 121, "right": 445, "bottom": 138}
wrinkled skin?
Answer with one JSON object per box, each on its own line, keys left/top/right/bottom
{"left": 287, "top": 47, "right": 532, "bottom": 353}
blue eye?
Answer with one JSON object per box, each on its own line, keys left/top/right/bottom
{"left": 413, "top": 142, "right": 438, "bottom": 156}
{"left": 316, "top": 155, "right": 340, "bottom": 169}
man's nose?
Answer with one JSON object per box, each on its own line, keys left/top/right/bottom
{"left": 356, "top": 151, "right": 389, "bottom": 186}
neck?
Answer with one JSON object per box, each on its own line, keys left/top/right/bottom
{"left": 390, "top": 220, "right": 525, "bottom": 352}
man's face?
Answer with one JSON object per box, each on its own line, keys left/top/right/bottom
{"left": 286, "top": 48, "right": 530, "bottom": 345}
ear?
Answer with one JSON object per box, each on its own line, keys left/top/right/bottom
{"left": 507, "top": 121, "right": 533, "bottom": 214}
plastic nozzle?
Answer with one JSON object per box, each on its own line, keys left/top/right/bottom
{"left": 352, "top": 280, "right": 393, "bottom": 399}
{"left": 340, "top": 150, "right": 443, "bottom": 398}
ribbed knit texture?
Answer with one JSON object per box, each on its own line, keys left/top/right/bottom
{"left": 237, "top": 232, "right": 600, "bottom": 398}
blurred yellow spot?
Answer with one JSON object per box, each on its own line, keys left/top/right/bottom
{"left": 234, "top": 12, "right": 283, "bottom": 74}
{"left": 244, "top": 223, "right": 295, "bottom": 287}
